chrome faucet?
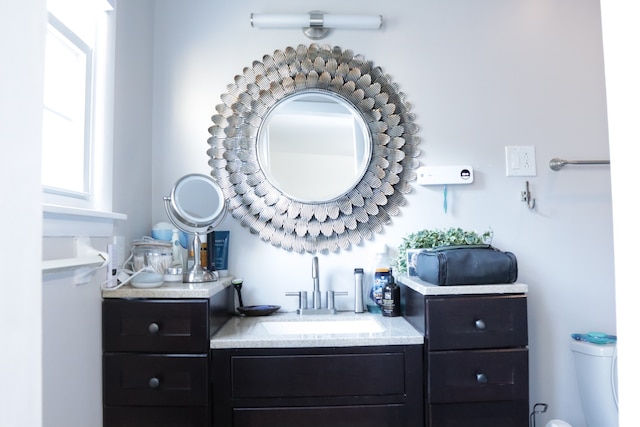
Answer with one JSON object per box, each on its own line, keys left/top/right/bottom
{"left": 286, "top": 256, "right": 347, "bottom": 314}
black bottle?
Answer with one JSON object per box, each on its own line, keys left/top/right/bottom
{"left": 381, "top": 270, "right": 401, "bottom": 317}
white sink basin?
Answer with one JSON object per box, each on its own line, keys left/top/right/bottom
{"left": 261, "top": 318, "right": 384, "bottom": 335}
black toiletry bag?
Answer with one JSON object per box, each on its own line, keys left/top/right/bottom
{"left": 413, "top": 245, "right": 518, "bottom": 286}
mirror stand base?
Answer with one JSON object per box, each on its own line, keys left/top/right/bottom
{"left": 183, "top": 266, "right": 217, "bottom": 283}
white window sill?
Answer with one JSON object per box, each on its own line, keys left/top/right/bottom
{"left": 43, "top": 203, "right": 127, "bottom": 237}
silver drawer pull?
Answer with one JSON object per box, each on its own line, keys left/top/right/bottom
{"left": 476, "top": 373, "right": 488, "bottom": 384}
{"left": 148, "top": 322, "right": 160, "bottom": 334}
{"left": 474, "top": 319, "right": 486, "bottom": 330}
{"left": 149, "top": 377, "right": 160, "bottom": 389}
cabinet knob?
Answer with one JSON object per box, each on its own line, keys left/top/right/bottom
{"left": 149, "top": 377, "right": 160, "bottom": 389}
{"left": 148, "top": 322, "right": 160, "bottom": 334}
{"left": 476, "top": 373, "right": 488, "bottom": 384}
{"left": 474, "top": 319, "right": 486, "bottom": 330}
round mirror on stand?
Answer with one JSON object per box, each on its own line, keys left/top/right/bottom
{"left": 164, "top": 173, "right": 226, "bottom": 283}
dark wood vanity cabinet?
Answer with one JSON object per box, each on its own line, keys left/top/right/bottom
{"left": 402, "top": 285, "right": 529, "bottom": 427}
{"left": 210, "top": 345, "right": 424, "bottom": 427}
{"left": 102, "top": 292, "right": 230, "bottom": 427}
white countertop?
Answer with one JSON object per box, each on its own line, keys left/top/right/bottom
{"left": 399, "top": 275, "right": 528, "bottom": 296}
{"left": 101, "top": 275, "right": 233, "bottom": 299}
{"left": 210, "top": 311, "right": 424, "bottom": 349}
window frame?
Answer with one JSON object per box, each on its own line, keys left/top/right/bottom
{"left": 42, "top": 11, "right": 94, "bottom": 201}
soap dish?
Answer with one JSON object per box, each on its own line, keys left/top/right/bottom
{"left": 237, "top": 305, "right": 281, "bottom": 316}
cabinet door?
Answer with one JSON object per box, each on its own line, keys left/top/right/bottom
{"left": 426, "top": 294, "right": 528, "bottom": 350}
{"left": 211, "top": 346, "right": 424, "bottom": 427}
{"left": 103, "top": 299, "right": 209, "bottom": 353}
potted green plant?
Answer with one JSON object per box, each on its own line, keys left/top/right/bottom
{"left": 395, "top": 227, "right": 492, "bottom": 274}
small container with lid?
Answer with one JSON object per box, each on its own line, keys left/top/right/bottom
{"left": 131, "top": 240, "right": 173, "bottom": 275}
{"left": 164, "top": 267, "right": 183, "bottom": 282}
{"left": 354, "top": 268, "right": 364, "bottom": 313}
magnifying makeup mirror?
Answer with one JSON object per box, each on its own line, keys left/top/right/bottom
{"left": 163, "top": 173, "right": 227, "bottom": 283}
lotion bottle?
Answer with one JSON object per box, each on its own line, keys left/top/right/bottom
{"left": 367, "top": 244, "right": 390, "bottom": 313}
{"left": 381, "top": 269, "right": 401, "bottom": 317}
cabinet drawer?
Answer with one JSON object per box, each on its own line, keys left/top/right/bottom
{"left": 103, "top": 299, "right": 209, "bottom": 353}
{"left": 232, "top": 404, "right": 410, "bottom": 427}
{"left": 428, "top": 348, "right": 528, "bottom": 403}
{"left": 429, "top": 400, "right": 529, "bottom": 427}
{"left": 104, "top": 354, "right": 208, "bottom": 406}
{"left": 231, "top": 352, "right": 406, "bottom": 399}
{"left": 104, "top": 406, "right": 208, "bottom": 427}
{"left": 426, "top": 294, "right": 527, "bottom": 350}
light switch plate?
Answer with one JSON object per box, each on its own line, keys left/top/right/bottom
{"left": 505, "top": 146, "right": 537, "bottom": 176}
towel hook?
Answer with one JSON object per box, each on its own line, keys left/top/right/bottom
{"left": 522, "top": 181, "right": 535, "bottom": 210}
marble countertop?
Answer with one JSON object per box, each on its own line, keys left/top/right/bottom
{"left": 101, "top": 275, "right": 233, "bottom": 299}
{"left": 398, "top": 275, "right": 528, "bottom": 296}
{"left": 210, "top": 311, "right": 424, "bottom": 349}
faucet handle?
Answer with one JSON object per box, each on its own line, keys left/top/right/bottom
{"left": 286, "top": 291, "right": 308, "bottom": 311}
{"left": 326, "top": 291, "right": 348, "bottom": 310}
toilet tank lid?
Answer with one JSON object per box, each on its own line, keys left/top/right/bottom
{"left": 570, "top": 339, "right": 616, "bottom": 357}
{"left": 571, "top": 331, "right": 616, "bottom": 345}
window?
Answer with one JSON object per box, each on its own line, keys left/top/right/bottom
{"left": 42, "top": 0, "right": 114, "bottom": 211}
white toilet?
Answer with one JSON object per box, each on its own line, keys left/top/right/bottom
{"left": 570, "top": 339, "right": 618, "bottom": 427}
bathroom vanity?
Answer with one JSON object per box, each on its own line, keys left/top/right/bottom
{"left": 209, "top": 312, "right": 424, "bottom": 427}
{"left": 399, "top": 275, "right": 530, "bottom": 427}
{"left": 101, "top": 276, "right": 528, "bottom": 427}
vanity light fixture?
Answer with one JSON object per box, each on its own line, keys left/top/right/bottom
{"left": 250, "top": 12, "right": 383, "bottom": 40}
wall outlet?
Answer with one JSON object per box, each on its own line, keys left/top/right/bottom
{"left": 112, "top": 235, "right": 126, "bottom": 268}
{"left": 105, "top": 235, "right": 126, "bottom": 288}
{"left": 505, "top": 146, "right": 537, "bottom": 176}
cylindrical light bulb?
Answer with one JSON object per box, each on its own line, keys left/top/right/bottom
{"left": 251, "top": 13, "right": 383, "bottom": 30}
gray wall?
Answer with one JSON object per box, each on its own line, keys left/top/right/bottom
{"left": 142, "top": 1, "right": 614, "bottom": 425}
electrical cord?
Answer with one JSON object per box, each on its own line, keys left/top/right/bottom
{"left": 529, "top": 402, "right": 548, "bottom": 427}
{"left": 100, "top": 252, "right": 154, "bottom": 290}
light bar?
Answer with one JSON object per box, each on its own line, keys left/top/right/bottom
{"left": 250, "top": 12, "right": 383, "bottom": 39}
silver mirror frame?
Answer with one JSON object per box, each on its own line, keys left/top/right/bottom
{"left": 207, "top": 44, "right": 421, "bottom": 253}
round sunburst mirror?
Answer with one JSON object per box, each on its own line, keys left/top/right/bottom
{"left": 207, "top": 44, "right": 420, "bottom": 253}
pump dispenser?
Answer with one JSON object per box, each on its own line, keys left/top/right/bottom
{"left": 381, "top": 270, "right": 401, "bottom": 317}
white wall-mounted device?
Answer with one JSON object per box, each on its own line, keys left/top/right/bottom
{"left": 416, "top": 165, "right": 474, "bottom": 186}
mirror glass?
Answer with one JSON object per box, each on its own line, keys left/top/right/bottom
{"left": 257, "top": 90, "right": 371, "bottom": 203}
{"left": 173, "top": 174, "right": 225, "bottom": 227}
